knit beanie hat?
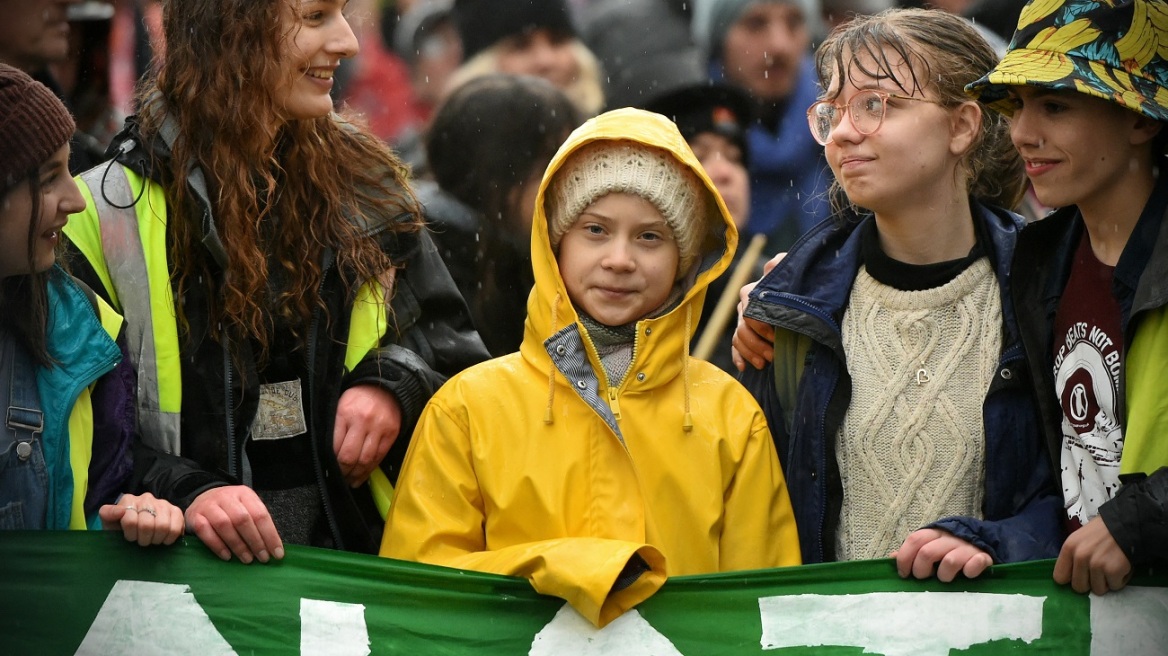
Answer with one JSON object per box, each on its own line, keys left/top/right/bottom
{"left": 454, "top": 0, "right": 577, "bottom": 62}
{"left": 692, "top": 0, "right": 824, "bottom": 60}
{"left": 547, "top": 140, "right": 708, "bottom": 279}
{"left": 0, "top": 64, "right": 75, "bottom": 195}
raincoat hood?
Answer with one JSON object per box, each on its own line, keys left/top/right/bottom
{"left": 521, "top": 108, "right": 737, "bottom": 389}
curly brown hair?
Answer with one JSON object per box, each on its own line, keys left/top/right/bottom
{"left": 814, "top": 8, "right": 1026, "bottom": 215}
{"left": 136, "top": 0, "right": 421, "bottom": 357}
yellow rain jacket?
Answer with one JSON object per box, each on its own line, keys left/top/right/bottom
{"left": 380, "top": 108, "right": 801, "bottom": 627}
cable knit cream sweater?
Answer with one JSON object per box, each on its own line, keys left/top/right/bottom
{"left": 835, "top": 258, "right": 1001, "bottom": 561}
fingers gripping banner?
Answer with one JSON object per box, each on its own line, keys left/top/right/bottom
{"left": 1, "top": 532, "right": 1165, "bottom": 655}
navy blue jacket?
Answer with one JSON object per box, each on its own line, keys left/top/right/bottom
{"left": 741, "top": 203, "right": 1065, "bottom": 564}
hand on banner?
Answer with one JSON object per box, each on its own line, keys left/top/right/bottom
{"left": 894, "top": 528, "right": 993, "bottom": 582}
{"left": 186, "top": 485, "right": 284, "bottom": 564}
{"left": 333, "top": 384, "right": 401, "bottom": 487}
{"left": 99, "top": 493, "right": 184, "bottom": 546}
{"left": 1054, "top": 516, "right": 1132, "bottom": 595}
{"left": 731, "top": 252, "right": 785, "bottom": 371}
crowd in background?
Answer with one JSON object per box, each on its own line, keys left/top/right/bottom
{"left": 3, "top": 0, "right": 1030, "bottom": 369}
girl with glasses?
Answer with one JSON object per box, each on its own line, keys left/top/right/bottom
{"left": 731, "top": 8, "right": 1065, "bottom": 580}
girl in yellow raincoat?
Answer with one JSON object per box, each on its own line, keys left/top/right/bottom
{"left": 381, "top": 108, "right": 800, "bottom": 627}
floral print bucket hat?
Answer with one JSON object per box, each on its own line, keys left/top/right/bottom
{"left": 966, "top": 0, "right": 1168, "bottom": 121}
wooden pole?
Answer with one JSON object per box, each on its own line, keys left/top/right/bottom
{"left": 693, "top": 233, "right": 768, "bottom": 362}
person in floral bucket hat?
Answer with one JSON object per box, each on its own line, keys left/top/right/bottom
{"left": 967, "top": 0, "right": 1168, "bottom": 597}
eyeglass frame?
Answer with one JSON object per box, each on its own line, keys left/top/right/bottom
{"left": 806, "top": 89, "right": 946, "bottom": 146}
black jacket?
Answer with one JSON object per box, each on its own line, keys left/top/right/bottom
{"left": 69, "top": 118, "right": 490, "bottom": 554}
{"left": 418, "top": 180, "right": 532, "bottom": 357}
{"left": 1012, "top": 195, "right": 1168, "bottom": 566}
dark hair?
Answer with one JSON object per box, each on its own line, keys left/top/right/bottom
{"left": 453, "top": 0, "right": 576, "bottom": 61}
{"left": 1153, "top": 125, "right": 1168, "bottom": 158}
{"left": 1, "top": 174, "right": 52, "bottom": 366}
{"left": 428, "top": 74, "right": 580, "bottom": 231}
{"left": 426, "top": 74, "right": 580, "bottom": 353}
{"left": 815, "top": 8, "right": 1026, "bottom": 213}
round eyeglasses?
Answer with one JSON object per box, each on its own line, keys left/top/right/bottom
{"left": 806, "top": 89, "right": 944, "bottom": 145}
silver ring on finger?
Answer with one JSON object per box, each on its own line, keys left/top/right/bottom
{"left": 141, "top": 507, "right": 157, "bottom": 517}
{"left": 124, "top": 505, "right": 137, "bottom": 512}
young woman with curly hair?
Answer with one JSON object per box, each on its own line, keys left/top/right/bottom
{"left": 63, "top": 0, "right": 487, "bottom": 563}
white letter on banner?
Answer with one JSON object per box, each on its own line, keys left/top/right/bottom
{"left": 1090, "top": 586, "right": 1168, "bottom": 654}
{"left": 300, "top": 599, "right": 370, "bottom": 656}
{"left": 529, "top": 603, "right": 684, "bottom": 655}
{"left": 758, "top": 592, "right": 1044, "bottom": 655}
{"left": 75, "top": 580, "right": 236, "bottom": 656}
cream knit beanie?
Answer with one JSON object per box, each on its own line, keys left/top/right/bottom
{"left": 547, "top": 140, "right": 707, "bottom": 279}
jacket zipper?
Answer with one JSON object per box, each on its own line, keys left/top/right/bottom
{"left": 307, "top": 252, "right": 343, "bottom": 549}
{"left": 606, "top": 323, "right": 642, "bottom": 430}
{"left": 222, "top": 332, "right": 237, "bottom": 477}
{"left": 999, "top": 343, "right": 1024, "bottom": 366}
{"left": 815, "top": 363, "right": 841, "bottom": 564}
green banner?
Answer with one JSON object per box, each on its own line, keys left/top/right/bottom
{"left": 1, "top": 532, "right": 1166, "bottom": 655}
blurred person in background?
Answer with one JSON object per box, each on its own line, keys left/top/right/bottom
{"left": 447, "top": 0, "right": 605, "bottom": 118}
{"left": 579, "top": 0, "right": 702, "bottom": 110}
{"left": 646, "top": 82, "right": 756, "bottom": 373}
{"left": 692, "top": 0, "right": 832, "bottom": 252}
{"left": 393, "top": 0, "right": 461, "bottom": 123}
{"left": 422, "top": 74, "right": 581, "bottom": 356}
{"left": 821, "top": 0, "right": 893, "bottom": 30}
{"left": 0, "top": 0, "right": 80, "bottom": 74}
{"left": 390, "top": 0, "right": 463, "bottom": 173}
{"left": 49, "top": 1, "right": 122, "bottom": 173}
{"left": 0, "top": 0, "right": 107, "bottom": 175}
{"left": 108, "top": 0, "right": 163, "bottom": 117}
{"left": 333, "top": 0, "right": 427, "bottom": 146}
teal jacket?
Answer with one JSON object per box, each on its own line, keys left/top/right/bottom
{"left": 38, "top": 266, "right": 123, "bottom": 529}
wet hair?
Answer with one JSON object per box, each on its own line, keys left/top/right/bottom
{"left": 426, "top": 73, "right": 580, "bottom": 354}
{"left": 136, "top": 0, "right": 421, "bottom": 357}
{"left": 1, "top": 174, "right": 52, "bottom": 366}
{"left": 814, "top": 8, "right": 1025, "bottom": 214}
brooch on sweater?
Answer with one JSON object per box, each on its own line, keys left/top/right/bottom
{"left": 915, "top": 363, "right": 931, "bottom": 386}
